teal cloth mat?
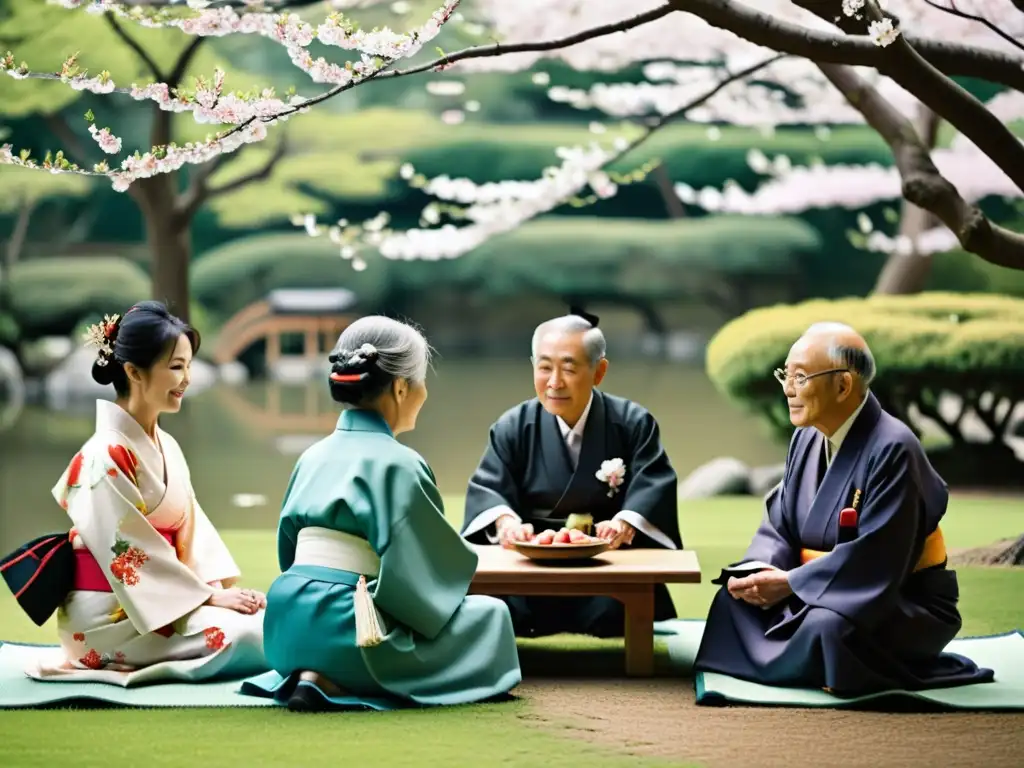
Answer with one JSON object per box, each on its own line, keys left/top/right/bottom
{"left": 5, "top": 623, "right": 1023, "bottom": 710}
{"left": 653, "top": 619, "right": 1024, "bottom": 709}
{"left": 0, "top": 641, "right": 277, "bottom": 709}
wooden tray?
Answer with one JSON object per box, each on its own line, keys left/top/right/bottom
{"left": 510, "top": 540, "right": 610, "bottom": 562}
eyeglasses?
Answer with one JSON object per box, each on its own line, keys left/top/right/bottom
{"left": 773, "top": 368, "right": 849, "bottom": 388}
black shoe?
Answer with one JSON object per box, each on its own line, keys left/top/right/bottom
{"left": 286, "top": 681, "right": 324, "bottom": 713}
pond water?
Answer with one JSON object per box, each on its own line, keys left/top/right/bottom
{"left": 0, "top": 360, "right": 784, "bottom": 552}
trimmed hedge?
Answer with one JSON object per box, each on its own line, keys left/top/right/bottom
{"left": 454, "top": 215, "right": 819, "bottom": 297}
{"left": 8, "top": 257, "right": 150, "bottom": 338}
{"left": 706, "top": 293, "right": 1024, "bottom": 456}
{"left": 191, "top": 233, "right": 395, "bottom": 322}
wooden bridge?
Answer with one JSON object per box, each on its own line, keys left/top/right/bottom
{"left": 211, "top": 289, "right": 359, "bottom": 367}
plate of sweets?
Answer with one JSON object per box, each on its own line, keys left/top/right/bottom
{"left": 511, "top": 515, "right": 610, "bottom": 562}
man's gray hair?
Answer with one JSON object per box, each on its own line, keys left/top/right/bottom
{"left": 805, "top": 321, "right": 876, "bottom": 392}
{"left": 531, "top": 314, "right": 607, "bottom": 366}
{"left": 333, "top": 315, "right": 432, "bottom": 384}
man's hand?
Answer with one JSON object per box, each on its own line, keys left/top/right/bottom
{"left": 496, "top": 515, "right": 533, "bottom": 549}
{"left": 595, "top": 519, "right": 635, "bottom": 550}
{"left": 727, "top": 569, "right": 792, "bottom": 608}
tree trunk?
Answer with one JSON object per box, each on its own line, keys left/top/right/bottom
{"left": 1, "top": 197, "right": 34, "bottom": 290}
{"left": 135, "top": 175, "right": 192, "bottom": 323}
{"left": 872, "top": 104, "right": 941, "bottom": 295}
{"left": 650, "top": 163, "right": 686, "bottom": 219}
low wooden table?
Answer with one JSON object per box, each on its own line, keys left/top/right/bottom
{"left": 469, "top": 545, "right": 701, "bottom": 677}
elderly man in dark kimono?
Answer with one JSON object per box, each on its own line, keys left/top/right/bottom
{"left": 461, "top": 309, "right": 682, "bottom": 638}
{"left": 695, "top": 322, "right": 994, "bottom": 697}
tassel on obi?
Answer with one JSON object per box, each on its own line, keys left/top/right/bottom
{"left": 354, "top": 574, "right": 384, "bottom": 648}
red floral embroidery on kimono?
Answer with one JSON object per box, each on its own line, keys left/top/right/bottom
{"left": 73, "top": 632, "right": 85, "bottom": 642}
{"left": 204, "top": 627, "right": 226, "bottom": 651}
{"left": 80, "top": 649, "right": 103, "bottom": 669}
{"left": 59, "top": 453, "right": 86, "bottom": 509}
{"left": 107, "top": 444, "right": 140, "bottom": 486}
{"left": 109, "top": 537, "right": 149, "bottom": 586}
{"left": 66, "top": 453, "right": 85, "bottom": 489}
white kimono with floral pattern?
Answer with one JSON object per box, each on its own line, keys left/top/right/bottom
{"left": 25, "top": 400, "right": 267, "bottom": 686}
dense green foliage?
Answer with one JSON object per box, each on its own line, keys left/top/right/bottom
{"left": 6, "top": 257, "right": 150, "bottom": 338}
{"left": 0, "top": 312, "right": 18, "bottom": 348}
{"left": 189, "top": 215, "right": 819, "bottom": 326}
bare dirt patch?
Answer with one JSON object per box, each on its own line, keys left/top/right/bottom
{"left": 949, "top": 538, "right": 1022, "bottom": 567}
{"left": 517, "top": 678, "right": 1024, "bottom": 768}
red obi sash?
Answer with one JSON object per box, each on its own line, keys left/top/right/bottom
{"left": 73, "top": 530, "right": 175, "bottom": 592}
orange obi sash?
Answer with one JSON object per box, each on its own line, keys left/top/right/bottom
{"left": 800, "top": 526, "right": 947, "bottom": 571}
{"left": 72, "top": 529, "right": 175, "bottom": 592}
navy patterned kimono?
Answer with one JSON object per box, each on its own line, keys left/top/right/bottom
{"left": 461, "top": 389, "right": 681, "bottom": 638}
{"left": 694, "top": 393, "right": 995, "bottom": 696}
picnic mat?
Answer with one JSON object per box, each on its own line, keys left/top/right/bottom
{"left": 653, "top": 619, "right": 1024, "bottom": 709}
{"left": 0, "top": 641, "right": 277, "bottom": 709}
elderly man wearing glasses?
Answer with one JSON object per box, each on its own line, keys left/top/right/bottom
{"left": 692, "top": 322, "right": 994, "bottom": 698}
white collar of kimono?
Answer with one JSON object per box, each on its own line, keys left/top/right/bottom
{"left": 826, "top": 394, "right": 868, "bottom": 456}
{"left": 556, "top": 391, "right": 594, "bottom": 443}
{"left": 95, "top": 398, "right": 162, "bottom": 454}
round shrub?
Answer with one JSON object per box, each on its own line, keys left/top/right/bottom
{"left": 7, "top": 257, "right": 150, "bottom": 339}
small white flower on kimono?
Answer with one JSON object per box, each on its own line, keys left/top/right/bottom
{"left": 86, "top": 451, "right": 115, "bottom": 488}
{"left": 595, "top": 458, "right": 627, "bottom": 497}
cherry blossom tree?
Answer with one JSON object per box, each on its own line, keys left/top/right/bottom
{"left": 2, "top": 0, "right": 1023, "bottom": 298}
{"left": 394, "top": 0, "right": 1023, "bottom": 290}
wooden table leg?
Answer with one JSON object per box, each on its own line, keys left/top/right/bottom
{"left": 620, "top": 587, "right": 655, "bottom": 677}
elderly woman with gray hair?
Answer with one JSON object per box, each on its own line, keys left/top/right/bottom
{"left": 242, "top": 316, "right": 521, "bottom": 712}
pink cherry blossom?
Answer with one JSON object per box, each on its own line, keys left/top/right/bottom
{"left": 88, "top": 124, "right": 122, "bottom": 154}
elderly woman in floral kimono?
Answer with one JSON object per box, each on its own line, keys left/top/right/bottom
{"left": 1, "top": 302, "right": 267, "bottom": 684}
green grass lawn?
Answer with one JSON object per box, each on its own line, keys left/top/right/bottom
{"left": 1, "top": 495, "right": 1021, "bottom": 767}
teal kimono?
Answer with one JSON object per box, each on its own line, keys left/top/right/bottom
{"left": 240, "top": 410, "right": 522, "bottom": 709}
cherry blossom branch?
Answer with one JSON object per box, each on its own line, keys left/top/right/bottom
{"left": 0, "top": 1, "right": 463, "bottom": 190}
{"left": 53, "top": 0, "right": 463, "bottom": 92}
{"left": 667, "top": 1, "right": 1000, "bottom": 70}
{"left": 791, "top": 0, "right": 1024, "bottom": 89}
{"left": 669, "top": 0, "right": 1024, "bottom": 193}
{"left": 920, "top": 0, "right": 1023, "bottom": 53}
{"left": 857, "top": 0, "right": 1024, "bottom": 195}
{"left": 818, "top": 62, "right": 1024, "bottom": 270}
{"left": 383, "top": 3, "right": 677, "bottom": 77}
{"left": 213, "top": 2, "right": 677, "bottom": 141}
